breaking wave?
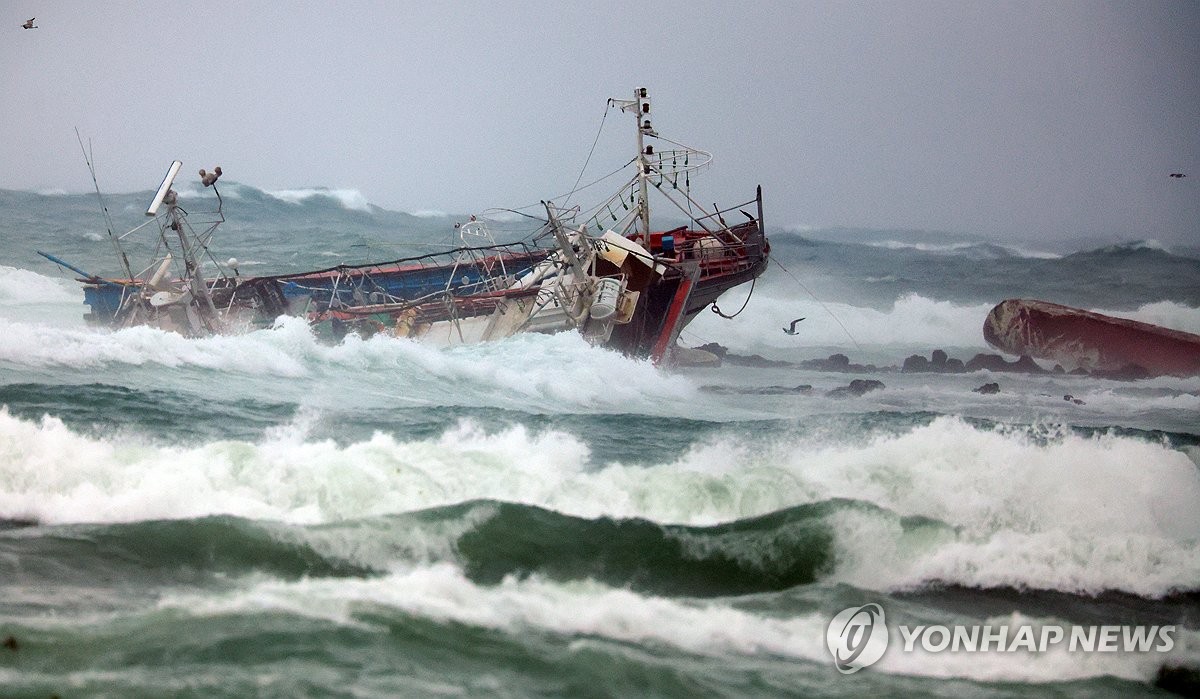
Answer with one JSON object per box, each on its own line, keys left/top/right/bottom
{"left": 1, "top": 410, "right": 1195, "bottom": 597}
{"left": 862, "top": 240, "right": 1061, "bottom": 259}
{"left": 0, "top": 266, "right": 78, "bottom": 305}
{"left": 687, "top": 291, "right": 1200, "bottom": 353}
{"left": 0, "top": 316, "right": 693, "bottom": 414}
{"left": 1105, "top": 301, "right": 1200, "bottom": 335}
{"left": 140, "top": 564, "right": 1196, "bottom": 684}
{"left": 263, "top": 188, "right": 373, "bottom": 212}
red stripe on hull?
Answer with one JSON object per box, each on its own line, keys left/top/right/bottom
{"left": 650, "top": 277, "right": 695, "bottom": 364}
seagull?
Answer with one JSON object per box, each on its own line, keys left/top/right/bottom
{"left": 783, "top": 318, "right": 806, "bottom": 335}
{"left": 21, "top": 17, "right": 37, "bottom": 29}
{"left": 1169, "top": 173, "right": 1187, "bottom": 178}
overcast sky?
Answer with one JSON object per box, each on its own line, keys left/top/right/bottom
{"left": 3, "top": 1, "right": 1197, "bottom": 244}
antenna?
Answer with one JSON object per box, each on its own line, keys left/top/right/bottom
{"left": 75, "top": 127, "right": 135, "bottom": 282}
{"left": 146, "top": 161, "right": 183, "bottom": 216}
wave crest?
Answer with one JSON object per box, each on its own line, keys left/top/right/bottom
{"left": 264, "top": 188, "right": 373, "bottom": 212}
{"left": 1, "top": 410, "right": 1195, "bottom": 596}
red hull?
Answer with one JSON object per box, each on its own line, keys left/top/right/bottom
{"left": 983, "top": 299, "right": 1200, "bottom": 376}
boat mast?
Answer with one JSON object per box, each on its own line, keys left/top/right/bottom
{"left": 146, "top": 161, "right": 219, "bottom": 326}
{"left": 166, "top": 194, "right": 219, "bottom": 320}
{"left": 613, "top": 87, "right": 656, "bottom": 239}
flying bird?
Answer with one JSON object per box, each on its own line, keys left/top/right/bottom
{"left": 783, "top": 318, "right": 805, "bottom": 335}
{"left": 1169, "top": 173, "right": 1186, "bottom": 178}
{"left": 21, "top": 18, "right": 37, "bottom": 29}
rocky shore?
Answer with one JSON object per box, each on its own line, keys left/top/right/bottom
{"left": 684, "top": 343, "right": 1163, "bottom": 381}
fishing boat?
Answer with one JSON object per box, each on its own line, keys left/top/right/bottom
{"left": 43, "top": 88, "right": 769, "bottom": 362}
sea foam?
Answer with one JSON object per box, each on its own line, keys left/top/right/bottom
{"left": 153, "top": 563, "right": 1199, "bottom": 684}
{"left": 0, "top": 266, "right": 79, "bottom": 306}
{"left": 1, "top": 410, "right": 1195, "bottom": 596}
{"left": 686, "top": 292, "right": 999, "bottom": 351}
{"left": 264, "top": 188, "right": 373, "bottom": 212}
{"left": 687, "top": 291, "right": 1200, "bottom": 354}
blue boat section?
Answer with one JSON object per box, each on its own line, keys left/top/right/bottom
{"left": 83, "top": 284, "right": 127, "bottom": 323}
{"left": 36, "top": 250, "right": 99, "bottom": 281}
{"left": 78, "top": 255, "right": 544, "bottom": 325}
{"left": 277, "top": 262, "right": 511, "bottom": 305}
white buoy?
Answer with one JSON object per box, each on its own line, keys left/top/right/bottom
{"left": 590, "top": 277, "right": 622, "bottom": 320}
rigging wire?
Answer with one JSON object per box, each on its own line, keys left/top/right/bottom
{"left": 649, "top": 133, "right": 713, "bottom": 169}
{"left": 678, "top": 328, "right": 717, "bottom": 347}
{"left": 490, "top": 160, "right": 640, "bottom": 248}
{"left": 508, "top": 158, "right": 637, "bottom": 217}
{"left": 564, "top": 102, "right": 611, "bottom": 207}
{"left": 75, "top": 128, "right": 134, "bottom": 280}
{"left": 771, "top": 258, "right": 861, "bottom": 352}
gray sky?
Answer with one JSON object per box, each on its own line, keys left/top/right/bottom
{"left": 3, "top": 1, "right": 1197, "bottom": 244}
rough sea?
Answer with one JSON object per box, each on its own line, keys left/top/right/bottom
{"left": 1, "top": 185, "right": 1198, "bottom": 697}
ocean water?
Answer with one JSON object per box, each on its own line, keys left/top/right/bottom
{"left": 1, "top": 185, "right": 1198, "bottom": 697}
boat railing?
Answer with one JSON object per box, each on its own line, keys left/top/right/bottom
{"left": 689, "top": 193, "right": 762, "bottom": 240}
{"left": 269, "top": 239, "right": 555, "bottom": 311}
{"left": 262, "top": 239, "right": 550, "bottom": 282}
{"left": 691, "top": 234, "right": 766, "bottom": 277}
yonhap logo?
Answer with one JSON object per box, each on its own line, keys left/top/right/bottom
{"left": 825, "top": 602, "right": 1175, "bottom": 674}
{"left": 826, "top": 604, "right": 888, "bottom": 673}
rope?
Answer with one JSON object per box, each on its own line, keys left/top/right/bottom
{"left": 711, "top": 276, "right": 755, "bottom": 318}
{"left": 771, "top": 259, "right": 861, "bottom": 351}
{"left": 565, "top": 103, "right": 610, "bottom": 205}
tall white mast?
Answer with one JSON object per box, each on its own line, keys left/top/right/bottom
{"left": 613, "top": 87, "right": 657, "bottom": 239}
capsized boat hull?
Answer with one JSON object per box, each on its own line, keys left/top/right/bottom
{"left": 983, "top": 298, "right": 1200, "bottom": 376}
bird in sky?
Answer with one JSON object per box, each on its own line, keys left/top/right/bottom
{"left": 783, "top": 318, "right": 805, "bottom": 335}
{"left": 21, "top": 18, "right": 37, "bottom": 29}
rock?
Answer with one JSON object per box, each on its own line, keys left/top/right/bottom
{"left": 903, "top": 350, "right": 967, "bottom": 373}
{"left": 965, "top": 353, "right": 1049, "bottom": 374}
{"left": 729, "top": 353, "right": 793, "bottom": 368}
{"left": 826, "top": 353, "right": 850, "bottom": 369}
{"left": 1053, "top": 364, "right": 1065, "bottom": 374}
{"left": 758, "top": 385, "right": 812, "bottom": 395}
{"left": 1011, "top": 355, "right": 1049, "bottom": 374}
{"left": 1063, "top": 394, "right": 1085, "bottom": 405}
{"left": 800, "top": 354, "right": 852, "bottom": 371}
{"left": 799, "top": 353, "right": 884, "bottom": 373}
{"left": 1090, "top": 363, "right": 1152, "bottom": 381}
{"left": 701, "top": 384, "right": 812, "bottom": 395}
{"left": 695, "top": 342, "right": 729, "bottom": 359}
{"left": 693, "top": 343, "right": 791, "bottom": 368}
{"left": 671, "top": 346, "right": 721, "bottom": 368}
{"left": 973, "top": 382, "right": 1000, "bottom": 394}
{"left": 826, "top": 379, "right": 885, "bottom": 398}
{"left": 964, "top": 353, "right": 1009, "bottom": 372}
